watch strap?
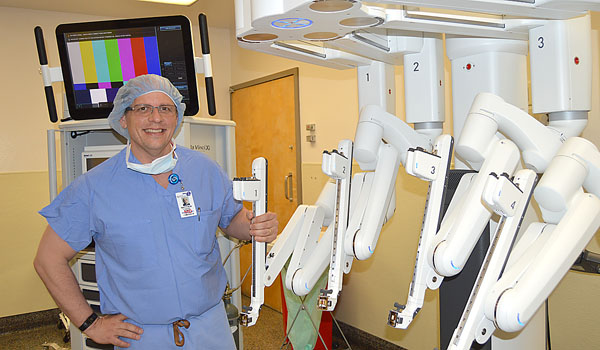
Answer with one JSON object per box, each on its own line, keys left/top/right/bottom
{"left": 79, "top": 312, "right": 98, "bottom": 332}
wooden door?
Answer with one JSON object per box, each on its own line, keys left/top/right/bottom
{"left": 231, "top": 69, "right": 301, "bottom": 312}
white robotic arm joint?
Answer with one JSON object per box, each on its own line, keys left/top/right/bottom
{"left": 355, "top": 104, "right": 433, "bottom": 169}
{"left": 457, "top": 92, "right": 564, "bottom": 173}
{"left": 406, "top": 146, "right": 443, "bottom": 181}
{"left": 482, "top": 172, "right": 525, "bottom": 217}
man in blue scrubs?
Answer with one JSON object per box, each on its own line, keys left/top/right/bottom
{"left": 34, "top": 74, "right": 279, "bottom": 349}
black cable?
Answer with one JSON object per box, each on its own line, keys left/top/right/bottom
{"left": 70, "top": 130, "right": 91, "bottom": 139}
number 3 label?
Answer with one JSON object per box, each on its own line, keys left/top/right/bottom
{"left": 538, "top": 37, "right": 544, "bottom": 49}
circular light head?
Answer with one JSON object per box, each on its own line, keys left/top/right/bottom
{"left": 241, "top": 33, "right": 278, "bottom": 42}
{"left": 304, "top": 32, "right": 340, "bottom": 40}
{"left": 339, "top": 17, "right": 383, "bottom": 27}
{"left": 310, "top": 0, "right": 354, "bottom": 12}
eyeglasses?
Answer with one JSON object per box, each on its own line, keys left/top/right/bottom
{"left": 126, "top": 104, "right": 177, "bottom": 117}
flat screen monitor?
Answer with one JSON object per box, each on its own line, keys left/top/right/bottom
{"left": 56, "top": 15, "right": 199, "bottom": 120}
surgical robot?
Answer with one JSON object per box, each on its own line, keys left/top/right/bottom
{"left": 234, "top": 1, "right": 600, "bottom": 348}
{"left": 387, "top": 11, "right": 598, "bottom": 350}
{"left": 233, "top": 100, "right": 453, "bottom": 326}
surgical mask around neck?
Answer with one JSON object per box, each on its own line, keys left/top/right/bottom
{"left": 126, "top": 141, "right": 177, "bottom": 175}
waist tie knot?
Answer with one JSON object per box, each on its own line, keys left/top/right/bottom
{"left": 172, "top": 319, "right": 191, "bottom": 347}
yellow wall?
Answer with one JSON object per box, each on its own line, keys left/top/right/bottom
{"left": 0, "top": 172, "right": 59, "bottom": 316}
{"left": 0, "top": 7, "right": 108, "bottom": 318}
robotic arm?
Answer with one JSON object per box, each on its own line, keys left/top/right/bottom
{"left": 446, "top": 168, "right": 539, "bottom": 350}
{"left": 232, "top": 140, "right": 354, "bottom": 326}
{"left": 348, "top": 104, "right": 434, "bottom": 262}
{"left": 429, "top": 92, "right": 568, "bottom": 278}
{"left": 318, "top": 141, "right": 354, "bottom": 311}
{"left": 239, "top": 106, "right": 443, "bottom": 318}
{"left": 431, "top": 9, "right": 591, "bottom": 282}
{"left": 234, "top": 141, "right": 353, "bottom": 326}
{"left": 322, "top": 102, "right": 454, "bottom": 322}
{"left": 436, "top": 13, "right": 595, "bottom": 347}
{"left": 402, "top": 90, "right": 581, "bottom": 335}
{"left": 388, "top": 134, "right": 454, "bottom": 329}
{"left": 264, "top": 183, "right": 336, "bottom": 297}
{"left": 447, "top": 137, "right": 600, "bottom": 349}
{"left": 485, "top": 137, "right": 600, "bottom": 334}
{"left": 456, "top": 92, "right": 567, "bottom": 172}
{"left": 320, "top": 135, "right": 404, "bottom": 311}
{"left": 319, "top": 104, "right": 450, "bottom": 311}
{"left": 232, "top": 157, "right": 268, "bottom": 327}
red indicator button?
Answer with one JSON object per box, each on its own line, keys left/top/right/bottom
{"left": 574, "top": 57, "right": 580, "bottom": 65}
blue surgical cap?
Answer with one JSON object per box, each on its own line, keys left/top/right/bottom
{"left": 108, "top": 74, "right": 186, "bottom": 139}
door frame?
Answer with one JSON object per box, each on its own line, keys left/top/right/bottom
{"left": 229, "top": 67, "right": 303, "bottom": 204}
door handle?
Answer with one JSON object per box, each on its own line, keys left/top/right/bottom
{"left": 284, "top": 172, "right": 293, "bottom": 202}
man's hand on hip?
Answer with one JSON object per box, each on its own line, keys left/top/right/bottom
{"left": 85, "top": 314, "right": 143, "bottom": 348}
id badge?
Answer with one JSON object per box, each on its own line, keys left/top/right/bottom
{"left": 176, "top": 191, "right": 197, "bottom": 218}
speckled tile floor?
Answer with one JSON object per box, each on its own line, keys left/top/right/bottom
{"left": 0, "top": 323, "right": 68, "bottom": 350}
{"left": 242, "top": 295, "right": 287, "bottom": 350}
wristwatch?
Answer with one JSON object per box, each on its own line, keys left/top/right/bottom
{"left": 79, "top": 312, "right": 99, "bottom": 332}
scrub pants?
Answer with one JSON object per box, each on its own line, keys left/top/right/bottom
{"left": 117, "top": 301, "right": 236, "bottom": 350}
